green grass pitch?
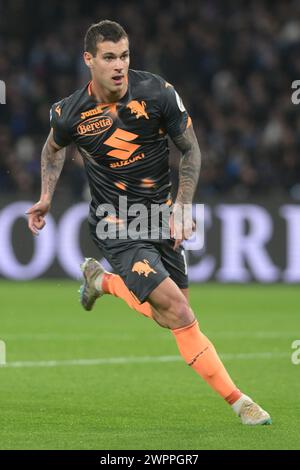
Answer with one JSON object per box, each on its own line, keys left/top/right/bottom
{"left": 0, "top": 281, "right": 299, "bottom": 450}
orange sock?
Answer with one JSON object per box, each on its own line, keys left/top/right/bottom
{"left": 172, "top": 319, "right": 242, "bottom": 403}
{"left": 100, "top": 274, "right": 240, "bottom": 403}
{"left": 101, "top": 273, "right": 153, "bottom": 319}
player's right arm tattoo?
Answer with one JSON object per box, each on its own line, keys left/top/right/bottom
{"left": 172, "top": 124, "right": 201, "bottom": 205}
{"left": 40, "top": 129, "right": 66, "bottom": 203}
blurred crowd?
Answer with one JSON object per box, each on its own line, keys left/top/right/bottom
{"left": 1, "top": 0, "right": 300, "bottom": 201}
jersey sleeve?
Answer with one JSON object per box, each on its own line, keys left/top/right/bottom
{"left": 49, "top": 101, "right": 72, "bottom": 147}
{"left": 159, "top": 81, "right": 190, "bottom": 138}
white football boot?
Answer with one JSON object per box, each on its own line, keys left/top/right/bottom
{"left": 79, "top": 258, "right": 108, "bottom": 311}
{"left": 232, "top": 394, "right": 272, "bottom": 425}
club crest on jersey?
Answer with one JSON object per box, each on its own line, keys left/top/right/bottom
{"left": 127, "top": 100, "right": 149, "bottom": 120}
{"left": 77, "top": 116, "right": 113, "bottom": 136}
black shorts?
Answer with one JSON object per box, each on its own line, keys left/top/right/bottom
{"left": 89, "top": 223, "right": 189, "bottom": 303}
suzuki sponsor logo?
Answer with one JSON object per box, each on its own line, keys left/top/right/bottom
{"left": 104, "top": 128, "right": 141, "bottom": 160}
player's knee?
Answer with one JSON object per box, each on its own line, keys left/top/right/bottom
{"left": 154, "top": 295, "right": 194, "bottom": 329}
{"left": 173, "top": 298, "right": 194, "bottom": 327}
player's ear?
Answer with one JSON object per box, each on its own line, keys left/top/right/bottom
{"left": 83, "top": 51, "right": 94, "bottom": 69}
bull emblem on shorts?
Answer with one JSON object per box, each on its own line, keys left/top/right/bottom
{"left": 127, "top": 100, "right": 149, "bottom": 120}
{"left": 132, "top": 259, "right": 157, "bottom": 277}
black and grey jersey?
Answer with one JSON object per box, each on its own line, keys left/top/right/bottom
{"left": 50, "top": 69, "right": 190, "bottom": 224}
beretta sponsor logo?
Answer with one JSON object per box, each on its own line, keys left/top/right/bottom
{"left": 77, "top": 116, "right": 113, "bottom": 136}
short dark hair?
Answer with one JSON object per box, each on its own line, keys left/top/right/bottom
{"left": 84, "top": 20, "right": 128, "bottom": 56}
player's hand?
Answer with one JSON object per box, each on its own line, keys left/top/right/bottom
{"left": 169, "top": 202, "right": 196, "bottom": 250}
{"left": 26, "top": 200, "right": 51, "bottom": 236}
